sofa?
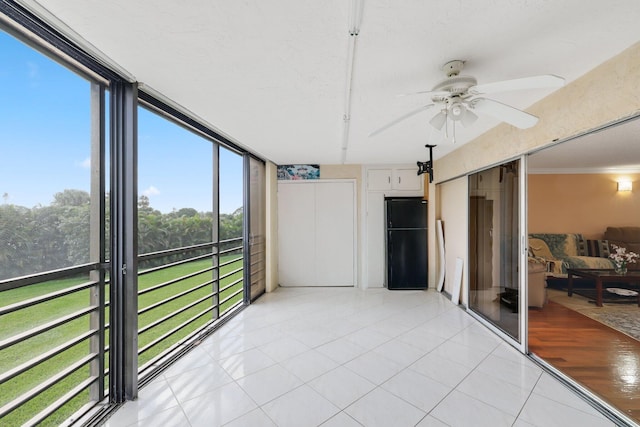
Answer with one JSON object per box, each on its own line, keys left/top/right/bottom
{"left": 501, "top": 258, "right": 548, "bottom": 309}
{"left": 528, "top": 233, "right": 615, "bottom": 277}
{"left": 528, "top": 257, "right": 547, "bottom": 308}
{"left": 603, "top": 226, "right": 640, "bottom": 271}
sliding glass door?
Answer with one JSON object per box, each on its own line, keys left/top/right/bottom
{"left": 469, "top": 159, "right": 523, "bottom": 342}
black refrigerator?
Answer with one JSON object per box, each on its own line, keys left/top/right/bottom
{"left": 385, "top": 197, "right": 428, "bottom": 290}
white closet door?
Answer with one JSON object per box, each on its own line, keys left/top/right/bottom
{"left": 315, "top": 182, "right": 355, "bottom": 286}
{"left": 277, "top": 182, "right": 316, "bottom": 286}
{"left": 278, "top": 180, "right": 355, "bottom": 287}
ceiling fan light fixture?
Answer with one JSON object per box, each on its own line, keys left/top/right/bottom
{"left": 460, "top": 108, "right": 478, "bottom": 128}
{"left": 450, "top": 102, "right": 463, "bottom": 119}
{"left": 429, "top": 111, "right": 447, "bottom": 130}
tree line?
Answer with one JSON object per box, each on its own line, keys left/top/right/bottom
{"left": 0, "top": 189, "right": 243, "bottom": 280}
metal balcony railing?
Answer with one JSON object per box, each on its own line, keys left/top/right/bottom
{"left": 0, "top": 263, "right": 106, "bottom": 426}
{"left": 0, "top": 237, "right": 246, "bottom": 426}
{"left": 136, "top": 237, "right": 244, "bottom": 376}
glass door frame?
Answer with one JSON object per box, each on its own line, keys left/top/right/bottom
{"left": 244, "top": 154, "right": 266, "bottom": 302}
{"left": 465, "top": 155, "right": 528, "bottom": 354}
{"left": 518, "top": 154, "right": 528, "bottom": 352}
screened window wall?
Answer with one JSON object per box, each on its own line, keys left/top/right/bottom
{"left": 0, "top": 15, "right": 265, "bottom": 426}
{"left": 218, "top": 147, "right": 245, "bottom": 312}
{"left": 0, "top": 29, "right": 108, "bottom": 426}
{"left": 136, "top": 106, "right": 218, "bottom": 376}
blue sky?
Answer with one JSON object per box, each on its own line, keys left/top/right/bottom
{"left": 0, "top": 30, "right": 243, "bottom": 214}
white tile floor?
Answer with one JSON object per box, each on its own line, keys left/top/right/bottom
{"left": 104, "top": 287, "right": 615, "bottom": 427}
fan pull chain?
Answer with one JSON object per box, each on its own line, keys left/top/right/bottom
{"left": 444, "top": 110, "right": 449, "bottom": 140}
{"left": 452, "top": 119, "right": 456, "bottom": 144}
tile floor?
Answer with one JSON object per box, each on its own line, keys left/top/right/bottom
{"left": 104, "top": 287, "right": 615, "bottom": 427}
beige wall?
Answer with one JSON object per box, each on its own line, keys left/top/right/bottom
{"left": 430, "top": 42, "right": 640, "bottom": 299}
{"left": 426, "top": 179, "right": 436, "bottom": 286}
{"left": 529, "top": 173, "right": 640, "bottom": 238}
{"left": 265, "top": 161, "right": 279, "bottom": 292}
{"left": 437, "top": 177, "right": 468, "bottom": 302}
{"left": 320, "top": 164, "right": 363, "bottom": 183}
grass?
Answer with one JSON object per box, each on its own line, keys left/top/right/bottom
{"left": 137, "top": 255, "right": 244, "bottom": 366}
{"left": 0, "top": 254, "right": 244, "bottom": 426}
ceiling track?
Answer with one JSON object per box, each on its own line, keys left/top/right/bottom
{"left": 341, "top": 0, "right": 364, "bottom": 164}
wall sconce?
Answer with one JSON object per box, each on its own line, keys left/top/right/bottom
{"left": 617, "top": 180, "right": 632, "bottom": 192}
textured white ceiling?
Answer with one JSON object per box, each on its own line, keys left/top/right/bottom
{"left": 17, "top": 0, "right": 640, "bottom": 165}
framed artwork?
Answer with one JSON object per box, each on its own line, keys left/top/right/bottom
{"left": 277, "top": 164, "right": 320, "bottom": 180}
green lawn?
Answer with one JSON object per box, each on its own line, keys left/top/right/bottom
{"left": 137, "top": 255, "right": 244, "bottom": 366}
{"left": 0, "top": 254, "right": 244, "bottom": 426}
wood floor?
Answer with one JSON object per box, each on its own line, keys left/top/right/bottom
{"left": 528, "top": 301, "right": 640, "bottom": 423}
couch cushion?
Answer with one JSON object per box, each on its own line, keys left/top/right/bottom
{"left": 528, "top": 238, "right": 566, "bottom": 275}
{"left": 604, "top": 226, "right": 640, "bottom": 243}
{"left": 528, "top": 257, "right": 547, "bottom": 273}
{"left": 578, "top": 238, "right": 611, "bottom": 258}
{"left": 564, "top": 255, "right": 614, "bottom": 270}
{"left": 529, "top": 238, "right": 555, "bottom": 260}
{"left": 528, "top": 233, "right": 581, "bottom": 259}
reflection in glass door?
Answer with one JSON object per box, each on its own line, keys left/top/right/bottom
{"left": 469, "top": 160, "right": 521, "bottom": 341}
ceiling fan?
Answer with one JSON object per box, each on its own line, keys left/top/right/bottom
{"left": 369, "top": 60, "right": 565, "bottom": 139}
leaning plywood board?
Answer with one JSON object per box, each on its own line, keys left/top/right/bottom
{"left": 436, "top": 220, "right": 445, "bottom": 292}
{"left": 451, "top": 257, "right": 463, "bottom": 305}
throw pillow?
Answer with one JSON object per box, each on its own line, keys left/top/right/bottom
{"left": 578, "top": 238, "right": 611, "bottom": 258}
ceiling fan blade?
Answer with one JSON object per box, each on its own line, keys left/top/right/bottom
{"left": 471, "top": 98, "right": 538, "bottom": 129}
{"left": 397, "top": 90, "right": 449, "bottom": 98}
{"left": 469, "top": 74, "right": 565, "bottom": 95}
{"left": 369, "top": 104, "right": 435, "bottom": 137}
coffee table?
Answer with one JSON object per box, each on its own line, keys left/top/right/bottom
{"left": 566, "top": 268, "right": 640, "bottom": 307}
